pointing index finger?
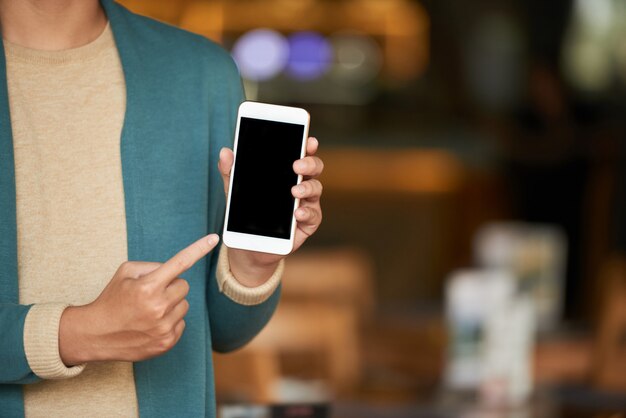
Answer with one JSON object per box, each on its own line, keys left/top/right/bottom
{"left": 149, "top": 234, "right": 219, "bottom": 286}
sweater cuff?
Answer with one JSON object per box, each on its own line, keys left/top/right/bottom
{"left": 23, "top": 303, "right": 86, "bottom": 380}
{"left": 216, "top": 245, "right": 283, "bottom": 306}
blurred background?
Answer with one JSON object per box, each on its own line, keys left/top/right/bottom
{"left": 119, "top": 0, "right": 626, "bottom": 416}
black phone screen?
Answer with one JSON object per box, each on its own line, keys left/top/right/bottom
{"left": 227, "top": 117, "right": 305, "bottom": 239}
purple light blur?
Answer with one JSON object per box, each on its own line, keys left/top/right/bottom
{"left": 286, "top": 32, "right": 333, "bottom": 81}
{"left": 232, "top": 29, "right": 289, "bottom": 81}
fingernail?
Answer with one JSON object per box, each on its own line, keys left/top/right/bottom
{"left": 208, "top": 234, "right": 219, "bottom": 245}
{"left": 296, "top": 208, "right": 305, "bottom": 217}
{"left": 295, "top": 185, "right": 305, "bottom": 195}
{"left": 295, "top": 160, "right": 306, "bottom": 171}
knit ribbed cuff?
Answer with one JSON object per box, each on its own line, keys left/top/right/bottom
{"left": 23, "top": 303, "right": 86, "bottom": 380}
{"left": 216, "top": 245, "right": 283, "bottom": 306}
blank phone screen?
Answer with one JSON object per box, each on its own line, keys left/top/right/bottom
{"left": 227, "top": 117, "right": 305, "bottom": 239}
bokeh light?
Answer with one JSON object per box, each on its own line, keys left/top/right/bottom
{"left": 330, "top": 32, "right": 382, "bottom": 85}
{"left": 232, "top": 29, "right": 289, "bottom": 81}
{"left": 286, "top": 31, "right": 333, "bottom": 81}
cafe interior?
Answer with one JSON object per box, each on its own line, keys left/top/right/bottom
{"left": 119, "top": 0, "right": 626, "bottom": 416}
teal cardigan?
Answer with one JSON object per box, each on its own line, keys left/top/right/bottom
{"left": 0, "top": 1, "right": 280, "bottom": 416}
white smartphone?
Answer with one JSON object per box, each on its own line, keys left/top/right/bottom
{"left": 223, "top": 101, "right": 310, "bottom": 255}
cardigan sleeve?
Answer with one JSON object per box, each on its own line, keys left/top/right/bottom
{"left": 0, "top": 303, "right": 40, "bottom": 384}
{"left": 205, "top": 46, "right": 281, "bottom": 352}
{"left": 208, "top": 243, "right": 281, "bottom": 352}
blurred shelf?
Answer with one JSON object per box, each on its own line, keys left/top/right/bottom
{"left": 319, "top": 148, "right": 464, "bottom": 195}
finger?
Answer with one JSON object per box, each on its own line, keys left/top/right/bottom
{"left": 292, "top": 179, "right": 323, "bottom": 202}
{"left": 218, "top": 147, "right": 234, "bottom": 196}
{"left": 165, "top": 278, "right": 190, "bottom": 306}
{"left": 295, "top": 205, "right": 322, "bottom": 228}
{"left": 149, "top": 234, "right": 219, "bottom": 286}
{"left": 306, "top": 137, "right": 319, "bottom": 156}
{"left": 293, "top": 156, "right": 324, "bottom": 178}
{"left": 164, "top": 299, "right": 190, "bottom": 325}
{"left": 171, "top": 319, "right": 186, "bottom": 346}
{"left": 117, "top": 261, "right": 162, "bottom": 279}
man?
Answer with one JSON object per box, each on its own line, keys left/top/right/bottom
{"left": 0, "top": 0, "right": 324, "bottom": 416}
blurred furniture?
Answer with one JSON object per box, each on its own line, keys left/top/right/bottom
{"left": 592, "top": 256, "right": 626, "bottom": 393}
{"left": 214, "top": 248, "right": 375, "bottom": 402}
{"left": 249, "top": 302, "right": 361, "bottom": 393}
{"left": 214, "top": 350, "right": 280, "bottom": 403}
{"left": 508, "top": 256, "right": 626, "bottom": 392}
{"left": 533, "top": 333, "right": 593, "bottom": 385}
{"left": 490, "top": 256, "right": 626, "bottom": 392}
{"left": 318, "top": 148, "right": 465, "bottom": 305}
{"left": 314, "top": 147, "right": 507, "bottom": 304}
{"left": 361, "top": 311, "right": 446, "bottom": 402}
{"left": 279, "top": 248, "right": 375, "bottom": 320}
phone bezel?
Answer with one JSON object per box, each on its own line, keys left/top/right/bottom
{"left": 222, "top": 101, "right": 310, "bottom": 255}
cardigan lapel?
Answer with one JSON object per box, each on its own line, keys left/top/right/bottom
{"left": 100, "top": 1, "right": 160, "bottom": 416}
{"left": 0, "top": 23, "right": 35, "bottom": 418}
{"left": 0, "top": 33, "right": 19, "bottom": 306}
{"left": 101, "top": 0, "right": 146, "bottom": 263}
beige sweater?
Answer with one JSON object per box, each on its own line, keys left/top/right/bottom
{"left": 5, "top": 24, "right": 281, "bottom": 418}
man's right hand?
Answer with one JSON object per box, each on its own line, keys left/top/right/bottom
{"left": 59, "top": 234, "right": 220, "bottom": 366}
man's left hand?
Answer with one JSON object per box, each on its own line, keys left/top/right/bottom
{"left": 217, "top": 136, "right": 324, "bottom": 287}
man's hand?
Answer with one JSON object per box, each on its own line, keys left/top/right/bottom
{"left": 59, "top": 234, "right": 220, "bottom": 366}
{"left": 218, "top": 137, "right": 324, "bottom": 286}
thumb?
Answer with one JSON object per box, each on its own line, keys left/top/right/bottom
{"left": 218, "top": 147, "right": 234, "bottom": 197}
